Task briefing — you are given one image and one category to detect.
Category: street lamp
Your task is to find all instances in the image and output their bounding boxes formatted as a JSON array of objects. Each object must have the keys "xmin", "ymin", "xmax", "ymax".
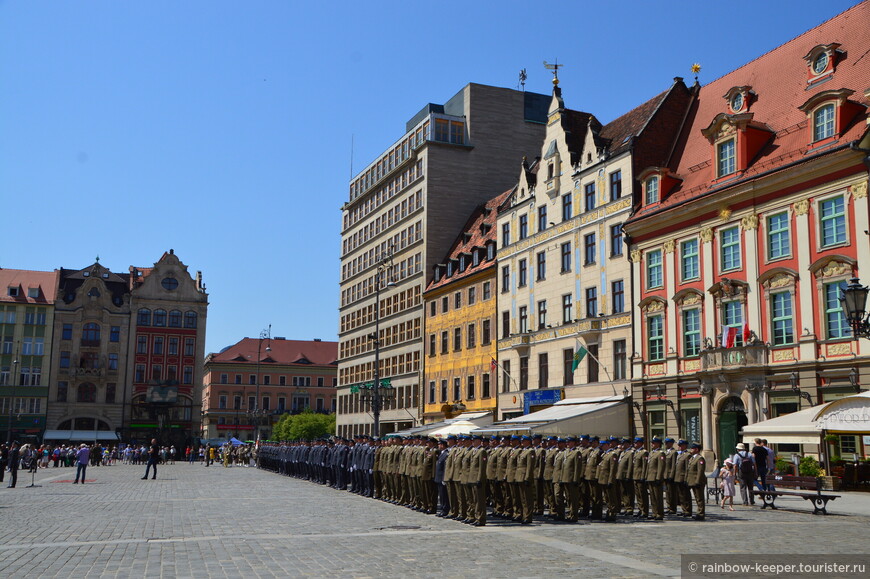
[
  {"xmin": 370, "ymin": 248, "xmax": 396, "ymax": 438},
  {"xmin": 5, "ymin": 343, "xmax": 20, "ymax": 444},
  {"xmin": 790, "ymin": 371, "xmax": 814, "ymax": 407},
  {"xmin": 840, "ymin": 277, "xmax": 870, "ymax": 338},
  {"xmin": 251, "ymin": 325, "xmax": 271, "ymax": 442}
]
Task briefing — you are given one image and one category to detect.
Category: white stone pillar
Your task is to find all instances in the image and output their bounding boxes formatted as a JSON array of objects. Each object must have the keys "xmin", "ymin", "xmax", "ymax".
[
  {"xmin": 700, "ymin": 228, "xmax": 716, "ymax": 342},
  {"xmin": 742, "ymin": 216, "xmax": 761, "ymax": 333},
  {"xmin": 794, "ymin": 200, "xmax": 816, "ymax": 361}
]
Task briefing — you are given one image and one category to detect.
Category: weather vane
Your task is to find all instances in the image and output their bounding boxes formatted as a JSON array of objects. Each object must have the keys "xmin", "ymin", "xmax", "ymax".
[
  {"xmin": 518, "ymin": 68, "xmax": 527, "ymax": 91},
  {"xmin": 543, "ymin": 60, "xmax": 563, "ymax": 85},
  {"xmin": 691, "ymin": 63, "xmax": 701, "ymax": 82}
]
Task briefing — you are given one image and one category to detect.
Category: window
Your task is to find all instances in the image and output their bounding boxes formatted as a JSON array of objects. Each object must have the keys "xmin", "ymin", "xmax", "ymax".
[
  {"xmin": 648, "ymin": 315, "xmax": 664, "ymax": 361},
  {"xmin": 57, "ymin": 381, "xmax": 68, "ymax": 402},
  {"xmin": 501, "ymin": 266, "xmax": 510, "ymax": 293},
  {"xmin": 767, "ymin": 213, "xmax": 790, "ymax": 260},
  {"xmin": 184, "ymin": 311, "xmax": 197, "ymax": 328},
  {"xmin": 723, "ymin": 301, "xmax": 744, "ymax": 347},
  {"xmin": 453, "ymin": 378, "xmax": 461, "ymax": 401},
  {"xmin": 502, "ymin": 223, "xmax": 510, "ymax": 247},
  {"xmin": 454, "ymin": 292, "xmax": 462, "ymax": 309},
  {"xmin": 820, "ymin": 196, "xmax": 846, "ymax": 247},
  {"xmin": 468, "ymin": 286, "xmax": 476, "ymax": 305},
  {"xmin": 440, "ymin": 380, "xmax": 448, "ymax": 402},
  {"xmin": 82, "ymin": 323, "xmax": 101, "ymax": 346},
  {"xmin": 584, "ymin": 233, "xmax": 596, "ymax": 265},
  {"xmin": 518, "ymin": 259, "xmax": 527, "ymax": 287},
  {"xmin": 105, "ymin": 383, "xmax": 116, "ymax": 404},
  {"xmin": 77, "ymin": 383, "xmax": 97, "ymax": 403},
  {"xmin": 153, "ymin": 310, "xmax": 166, "ymax": 327},
  {"xmin": 249, "ymin": 374, "xmax": 256, "ymax": 385},
  {"xmin": 610, "ymin": 170, "xmax": 622, "ymax": 201},
  {"xmin": 538, "ymin": 353, "xmax": 548, "ymax": 388},
  {"xmin": 441, "ymin": 331, "xmax": 448, "ymax": 354},
  {"xmin": 482, "ymin": 281, "xmax": 491, "ymax": 300},
  {"xmin": 184, "ymin": 338, "xmax": 195, "ymax": 356},
  {"xmin": 263, "ymin": 375, "xmax": 271, "ymax": 385},
  {"xmin": 442, "ymin": 296, "xmax": 449, "ymax": 313},
  {"xmin": 585, "ymin": 287, "xmax": 598, "ymax": 318},
  {"xmin": 612, "ymin": 280, "xmax": 625, "ymax": 314},
  {"xmin": 813, "ymin": 104, "xmax": 835, "ymax": 142},
  {"xmin": 429, "ymin": 301, "xmax": 436, "ymax": 317},
  {"xmin": 60, "ymin": 351, "xmax": 71, "ymax": 368},
  {"xmin": 562, "ymin": 294, "xmax": 573, "ymax": 324},
  {"xmin": 717, "ymin": 139, "xmax": 736, "ymax": 177},
  {"xmin": 649, "ymin": 408, "xmax": 666, "ymax": 440},
  {"xmin": 563, "ymin": 349, "xmax": 574, "ymax": 386},
  {"xmin": 482, "ymin": 373, "xmax": 491, "ymax": 399},
  {"xmin": 429, "ymin": 334, "xmax": 436, "ymax": 357},
  {"xmin": 538, "ymin": 205, "xmax": 548, "ymax": 231},
  {"xmin": 562, "ymin": 193, "xmax": 572, "ymax": 221},
  {"xmin": 220, "ymin": 373, "xmax": 228, "ymax": 384},
  {"xmin": 721, "ymin": 226, "xmax": 741, "ymax": 271},
  {"xmin": 467, "ymin": 323, "xmax": 476, "ymax": 349},
  {"xmin": 153, "ymin": 336, "xmax": 164, "ymax": 355},
  {"xmin": 587, "ymin": 344, "xmax": 599, "ymax": 383},
  {"xmin": 613, "ymin": 339, "xmax": 626, "ymax": 380},
  {"xmin": 235, "ymin": 374, "xmax": 242, "ymax": 385},
  {"xmin": 137, "ymin": 309, "xmax": 151, "ymax": 326},
  {"xmin": 536, "ymin": 251, "xmax": 546, "ymax": 280},
  {"xmin": 772, "ymin": 292, "xmax": 794, "ymax": 346},
  {"xmin": 135, "ymin": 365, "xmax": 145, "ymax": 382},
  {"xmin": 519, "ymin": 215, "xmax": 528, "ymax": 240},
  {"xmin": 680, "ymin": 239, "xmax": 699, "ymax": 280},
  {"xmin": 825, "ymin": 282, "xmax": 850, "ymax": 339},
  {"xmin": 561, "ymin": 242, "xmax": 571, "ymax": 272},
  {"xmin": 611, "ymin": 224, "xmax": 623, "ymax": 256},
  {"xmin": 683, "ymin": 309, "xmax": 701, "ymax": 357},
  {"xmin": 645, "ymin": 176, "xmax": 659, "ymax": 205},
  {"xmin": 481, "ymin": 320, "xmax": 491, "ymax": 345},
  {"xmin": 502, "ymin": 311, "xmax": 510, "ymax": 339},
  {"xmin": 62, "ymin": 324, "xmax": 73, "ymax": 340},
  {"xmin": 110, "ymin": 326, "xmax": 120, "ymax": 342},
  {"xmin": 584, "ymin": 183, "xmax": 596, "ymax": 212},
  {"xmin": 168, "ymin": 310, "xmax": 182, "ymax": 327},
  {"xmin": 518, "ymin": 306, "xmax": 528, "ymax": 333},
  {"xmin": 108, "ymin": 353, "xmax": 119, "ymax": 370},
  {"xmin": 537, "ymin": 300, "xmax": 547, "ymax": 329},
  {"xmin": 428, "ymin": 381, "xmax": 436, "ymax": 404},
  {"xmin": 467, "ymin": 375, "xmax": 475, "ymax": 400},
  {"xmin": 169, "ymin": 337, "xmax": 179, "ymax": 355},
  {"xmin": 519, "ymin": 356, "xmax": 528, "ymax": 391},
  {"xmin": 647, "ymin": 249, "xmax": 663, "ymax": 289}
]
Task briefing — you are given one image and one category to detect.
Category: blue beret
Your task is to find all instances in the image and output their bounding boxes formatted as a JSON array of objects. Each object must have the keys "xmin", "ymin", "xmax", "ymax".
[
  {"xmin": 579, "ymin": 434, "xmax": 590, "ymax": 440},
  {"xmin": 511, "ymin": 435, "xmax": 521, "ymax": 440},
  {"xmin": 565, "ymin": 436, "xmax": 577, "ymax": 442},
  {"xmin": 664, "ymin": 437, "xmax": 675, "ymax": 443},
  {"xmin": 521, "ymin": 435, "xmax": 531, "ymax": 441},
  {"xmin": 589, "ymin": 436, "xmax": 599, "ymax": 442},
  {"xmin": 547, "ymin": 436, "xmax": 558, "ymax": 441},
  {"xmin": 634, "ymin": 437, "xmax": 644, "ymax": 443},
  {"xmin": 690, "ymin": 443, "xmax": 702, "ymax": 449},
  {"xmin": 532, "ymin": 434, "xmax": 542, "ymax": 439},
  {"xmin": 678, "ymin": 439, "xmax": 688, "ymax": 445},
  {"xmin": 471, "ymin": 435, "xmax": 482, "ymax": 440},
  {"xmin": 609, "ymin": 436, "xmax": 619, "ymax": 442},
  {"xmin": 447, "ymin": 435, "xmax": 457, "ymax": 440},
  {"xmin": 651, "ymin": 436, "xmax": 662, "ymax": 443}
]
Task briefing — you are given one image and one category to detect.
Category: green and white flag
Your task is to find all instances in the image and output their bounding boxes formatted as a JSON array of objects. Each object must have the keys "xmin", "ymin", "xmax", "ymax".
[{"xmin": 571, "ymin": 342, "xmax": 588, "ymax": 373}]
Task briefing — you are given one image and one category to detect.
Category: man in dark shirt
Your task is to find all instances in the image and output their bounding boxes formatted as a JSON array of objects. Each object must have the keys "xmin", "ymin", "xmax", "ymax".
[
  {"xmin": 7, "ymin": 441, "xmax": 20, "ymax": 488},
  {"xmin": 752, "ymin": 438, "xmax": 769, "ymax": 490},
  {"xmin": 142, "ymin": 439, "xmax": 160, "ymax": 480}
]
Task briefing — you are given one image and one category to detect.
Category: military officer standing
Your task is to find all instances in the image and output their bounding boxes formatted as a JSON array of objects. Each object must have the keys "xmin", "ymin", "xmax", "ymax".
[
  {"xmin": 561, "ymin": 437, "xmax": 580, "ymax": 522},
  {"xmin": 632, "ymin": 437, "xmax": 649, "ymax": 518},
  {"xmin": 674, "ymin": 439, "xmax": 693, "ymax": 517},
  {"xmin": 663, "ymin": 437, "xmax": 679, "ymax": 514},
  {"xmin": 687, "ymin": 443, "xmax": 707, "ymax": 520},
  {"xmin": 616, "ymin": 437, "xmax": 634, "ymax": 515},
  {"xmin": 646, "ymin": 436, "xmax": 667, "ymax": 521},
  {"xmin": 584, "ymin": 437, "xmax": 603, "ymax": 520}
]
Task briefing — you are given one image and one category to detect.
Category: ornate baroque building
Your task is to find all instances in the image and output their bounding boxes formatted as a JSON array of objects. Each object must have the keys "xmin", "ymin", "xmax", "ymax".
[{"xmin": 623, "ymin": 3, "xmax": 870, "ymax": 461}]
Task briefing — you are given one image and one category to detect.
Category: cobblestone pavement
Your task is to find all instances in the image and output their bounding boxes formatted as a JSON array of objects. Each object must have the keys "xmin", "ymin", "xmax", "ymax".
[{"xmin": 1, "ymin": 464, "xmax": 869, "ymax": 578}]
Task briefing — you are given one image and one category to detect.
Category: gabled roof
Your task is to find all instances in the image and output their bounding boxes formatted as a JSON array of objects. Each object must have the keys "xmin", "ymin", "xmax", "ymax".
[
  {"xmin": 630, "ymin": 2, "xmax": 870, "ymax": 220},
  {"xmin": 0, "ymin": 268, "xmax": 59, "ymax": 304},
  {"xmin": 600, "ymin": 88, "xmax": 671, "ymax": 158},
  {"xmin": 210, "ymin": 337, "xmax": 339, "ymax": 367},
  {"xmin": 425, "ymin": 189, "xmax": 510, "ymax": 293}
]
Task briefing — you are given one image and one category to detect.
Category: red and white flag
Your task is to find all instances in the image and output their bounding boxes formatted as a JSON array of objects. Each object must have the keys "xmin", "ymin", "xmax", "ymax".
[
  {"xmin": 742, "ymin": 322, "xmax": 751, "ymax": 343},
  {"xmin": 721, "ymin": 326, "xmax": 738, "ymax": 348},
  {"xmin": 491, "ymin": 358, "xmax": 498, "ymax": 374}
]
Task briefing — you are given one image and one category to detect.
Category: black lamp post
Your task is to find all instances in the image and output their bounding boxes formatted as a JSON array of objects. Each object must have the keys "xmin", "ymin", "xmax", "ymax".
[
  {"xmin": 5, "ymin": 344, "xmax": 19, "ymax": 444},
  {"xmin": 250, "ymin": 326, "xmax": 271, "ymax": 442},
  {"xmin": 840, "ymin": 277, "xmax": 870, "ymax": 338},
  {"xmin": 370, "ymin": 248, "xmax": 396, "ymax": 438}
]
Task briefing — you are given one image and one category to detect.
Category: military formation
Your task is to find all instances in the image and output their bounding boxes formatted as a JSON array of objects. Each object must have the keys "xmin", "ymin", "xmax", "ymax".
[{"xmin": 258, "ymin": 433, "xmax": 710, "ymax": 525}]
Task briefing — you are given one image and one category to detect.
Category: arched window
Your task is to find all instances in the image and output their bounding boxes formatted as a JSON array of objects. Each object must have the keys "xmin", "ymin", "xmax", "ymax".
[
  {"xmin": 137, "ymin": 308, "xmax": 151, "ymax": 326},
  {"xmin": 813, "ymin": 103, "xmax": 835, "ymax": 142},
  {"xmin": 77, "ymin": 383, "xmax": 97, "ymax": 403},
  {"xmin": 82, "ymin": 323, "xmax": 101, "ymax": 346},
  {"xmin": 153, "ymin": 309, "xmax": 167, "ymax": 327},
  {"xmin": 184, "ymin": 311, "xmax": 198, "ymax": 328},
  {"xmin": 168, "ymin": 310, "xmax": 182, "ymax": 327}
]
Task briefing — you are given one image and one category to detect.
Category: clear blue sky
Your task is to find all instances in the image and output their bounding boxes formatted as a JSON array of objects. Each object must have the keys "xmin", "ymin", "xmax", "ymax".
[{"xmin": 1, "ymin": 0, "xmax": 862, "ymax": 354}]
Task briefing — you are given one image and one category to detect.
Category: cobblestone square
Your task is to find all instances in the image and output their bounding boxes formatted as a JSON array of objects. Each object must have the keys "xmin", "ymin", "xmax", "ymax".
[{"xmin": 2, "ymin": 463, "xmax": 870, "ymax": 578}]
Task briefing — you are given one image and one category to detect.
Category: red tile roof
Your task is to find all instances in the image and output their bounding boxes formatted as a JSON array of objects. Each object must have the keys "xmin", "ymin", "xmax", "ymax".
[
  {"xmin": 0, "ymin": 269, "xmax": 59, "ymax": 304},
  {"xmin": 425, "ymin": 189, "xmax": 511, "ymax": 293},
  {"xmin": 212, "ymin": 337, "xmax": 338, "ymax": 366},
  {"xmin": 630, "ymin": 2, "xmax": 870, "ymax": 221}
]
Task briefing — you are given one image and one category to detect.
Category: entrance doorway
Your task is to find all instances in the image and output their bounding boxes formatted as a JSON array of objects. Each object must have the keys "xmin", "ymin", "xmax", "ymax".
[{"xmin": 717, "ymin": 396, "xmax": 748, "ymax": 462}]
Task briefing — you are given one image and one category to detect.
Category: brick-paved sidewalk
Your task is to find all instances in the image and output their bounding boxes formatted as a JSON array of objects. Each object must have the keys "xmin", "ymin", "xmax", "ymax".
[{"xmin": 1, "ymin": 463, "xmax": 868, "ymax": 578}]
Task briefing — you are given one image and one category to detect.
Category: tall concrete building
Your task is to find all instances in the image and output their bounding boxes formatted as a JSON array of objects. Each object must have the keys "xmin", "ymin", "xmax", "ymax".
[{"xmin": 337, "ymin": 83, "xmax": 550, "ymax": 437}]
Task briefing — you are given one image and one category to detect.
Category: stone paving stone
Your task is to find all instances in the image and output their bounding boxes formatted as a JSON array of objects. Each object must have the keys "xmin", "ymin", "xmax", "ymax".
[{"xmin": 1, "ymin": 463, "xmax": 869, "ymax": 578}]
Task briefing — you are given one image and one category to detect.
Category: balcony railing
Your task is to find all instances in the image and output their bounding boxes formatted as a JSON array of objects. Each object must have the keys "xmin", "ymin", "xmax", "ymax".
[{"xmin": 701, "ymin": 344, "xmax": 768, "ymax": 371}]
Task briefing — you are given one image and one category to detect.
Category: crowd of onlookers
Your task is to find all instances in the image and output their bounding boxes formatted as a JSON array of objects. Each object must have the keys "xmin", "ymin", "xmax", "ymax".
[{"xmin": 716, "ymin": 437, "xmax": 778, "ymax": 509}]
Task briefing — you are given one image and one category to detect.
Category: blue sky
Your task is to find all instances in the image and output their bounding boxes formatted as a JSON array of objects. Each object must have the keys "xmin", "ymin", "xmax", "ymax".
[{"xmin": 1, "ymin": 0, "xmax": 862, "ymax": 354}]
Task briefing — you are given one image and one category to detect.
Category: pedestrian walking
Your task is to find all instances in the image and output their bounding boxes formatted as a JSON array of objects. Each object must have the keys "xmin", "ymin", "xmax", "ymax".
[
  {"xmin": 74, "ymin": 444, "xmax": 90, "ymax": 484},
  {"xmin": 141, "ymin": 439, "xmax": 160, "ymax": 480}
]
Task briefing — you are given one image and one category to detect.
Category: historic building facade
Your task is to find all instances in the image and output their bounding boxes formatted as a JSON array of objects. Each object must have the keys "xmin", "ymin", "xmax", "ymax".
[
  {"xmin": 623, "ymin": 3, "xmax": 870, "ymax": 461},
  {"xmin": 495, "ymin": 80, "xmax": 694, "ymax": 419},
  {"xmin": 421, "ymin": 191, "xmax": 505, "ymax": 423},
  {"xmin": 337, "ymin": 83, "xmax": 550, "ymax": 437},
  {"xmin": 201, "ymin": 337, "xmax": 337, "ymax": 441},
  {"xmin": 0, "ymin": 268, "xmax": 58, "ymax": 442}
]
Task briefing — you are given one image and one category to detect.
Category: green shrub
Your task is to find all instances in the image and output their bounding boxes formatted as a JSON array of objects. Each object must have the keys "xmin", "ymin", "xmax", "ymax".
[
  {"xmin": 799, "ymin": 455, "xmax": 822, "ymax": 477},
  {"xmin": 775, "ymin": 457, "xmax": 792, "ymax": 474}
]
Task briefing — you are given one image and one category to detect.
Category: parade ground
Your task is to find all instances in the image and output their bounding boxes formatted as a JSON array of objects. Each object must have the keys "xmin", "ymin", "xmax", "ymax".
[{"xmin": 2, "ymin": 463, "xmax": 870, "ymax": 578}]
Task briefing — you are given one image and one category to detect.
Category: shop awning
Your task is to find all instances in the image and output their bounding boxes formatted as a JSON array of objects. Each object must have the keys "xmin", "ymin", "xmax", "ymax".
[
  {"xmin": 428, "ymin": 420, "xmax": 480, "ymax": 438},
  {"xmin": 391, "ymin": 412, "xmax": 493, "ymax": 438},
  {"xmin": 812, "ymin": 391, "xmax": 870, "ymax": 433},
  {"xmin": 476, "ymin": 396, "xmax": 630, "ymax": 437},
  {"xmin": 43, "ymin": 430, "xmax": 120, "ymax": 442},
  {"xmin": 741, "ymin": 406, "xmax": 822, "ymax": 445}
]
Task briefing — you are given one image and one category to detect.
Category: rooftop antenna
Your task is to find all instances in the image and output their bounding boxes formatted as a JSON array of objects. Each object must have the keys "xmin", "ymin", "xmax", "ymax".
[
  {"xmin": 518, "ymin": 68, "xmax": 527, "ymax": 92},
  {"xmin": 543, "ymin": 59, "xmax": 563, "ymax": 86}
]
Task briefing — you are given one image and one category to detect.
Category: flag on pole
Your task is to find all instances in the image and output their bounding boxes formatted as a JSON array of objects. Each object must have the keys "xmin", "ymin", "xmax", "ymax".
[
  {"xmin": 571, "ymin": 342, "xmax": 588, "ymax": 372},
  {"xmin": 491, "ymin": 358, "xmax": 498, "ymax": 374},
  {"xmin": 743, "ymin": 322, "xmax": 751, "ymax": 343},
  {"xmin": 721, "ymin": 326, "xmax": 738, "ymax": 348}
]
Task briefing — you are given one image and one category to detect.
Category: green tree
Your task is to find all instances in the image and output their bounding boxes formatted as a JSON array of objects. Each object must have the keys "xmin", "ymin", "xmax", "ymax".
[
  {"xmin": 286, "ymin": 410, "xmax": 336, "ymax": 440},
  {"xmin": 272, "ymin": 413, "xmax": 292, "ymax": 441}
]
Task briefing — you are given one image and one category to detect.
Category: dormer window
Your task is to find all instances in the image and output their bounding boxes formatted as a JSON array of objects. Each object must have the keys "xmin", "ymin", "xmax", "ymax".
[
  {"xmin": 798, "ymin": 89, "xmax": 861, "ymax": 146},
  {"xmin": 804, "ymin": 43, "xmax": 841, "ymax": 84},
  {"xmin": 717, "ymin": 138, "xmax": 736, "ymax": 177},
  {"xmin": 459, "ymin": 255, "xmax": 467, "ymax": 272},
  {"xmin": 812, "ymin": 52, "xmax": 828, "ymax": 75},
  {"xmin": 731, "ymin": 93, "xmax": 743, "ymax": 113},
  {"xmin": 724, "ymin": 86, "xmax": 753, "ymax": 114},
  {"xmin": 487, "ymin": 242, "xmax": 495, "ymax": 260},
  {"xmin": 472, "ymin": 250, "xmax": 480, "ymax": 267},
  {"xmin": 645, "ymin": 176, "xmax": 659, "ymax": 205}
]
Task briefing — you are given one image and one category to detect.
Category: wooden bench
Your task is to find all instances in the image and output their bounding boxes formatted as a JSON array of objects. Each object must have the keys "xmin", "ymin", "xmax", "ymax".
[{"xmin": 752, "ymin": 475, "xmax": 840, "ymax": 515}]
